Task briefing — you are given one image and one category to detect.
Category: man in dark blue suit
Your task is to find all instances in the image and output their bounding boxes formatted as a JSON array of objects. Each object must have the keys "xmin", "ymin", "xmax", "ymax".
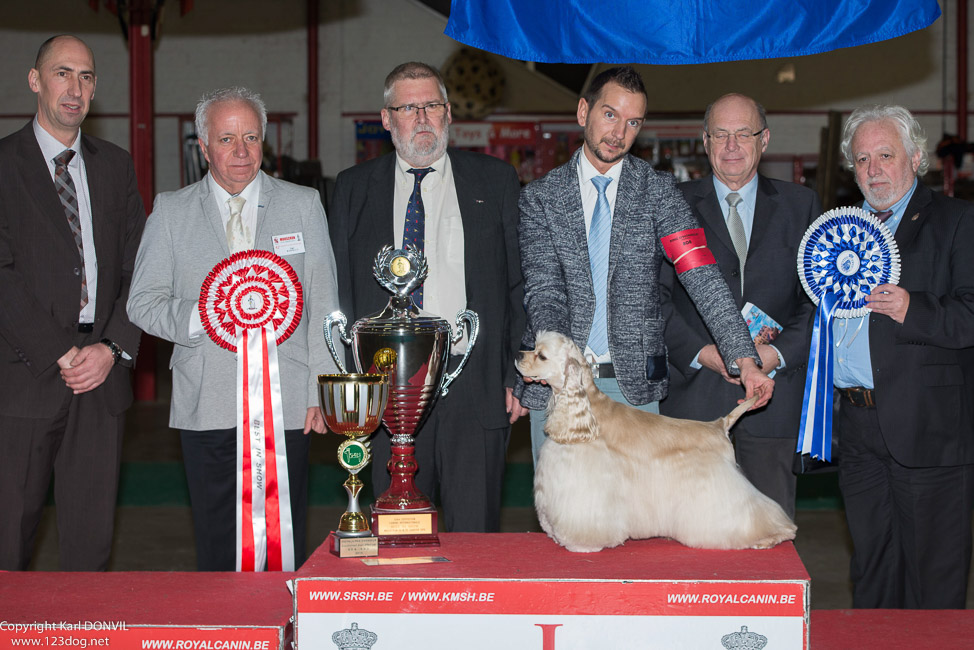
[
  {"xmin": 660, "ymin": 93, "xmax": 820, "ymax": 518},
  {"xmin": 328, "ymin": 62, "xmax": 526, "ymax": 533}
]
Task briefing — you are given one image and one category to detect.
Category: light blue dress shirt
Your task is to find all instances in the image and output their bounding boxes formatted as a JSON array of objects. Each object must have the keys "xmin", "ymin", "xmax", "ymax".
[{"xmin": 832, "ymin": 178, "xmax": 918, "ymax": 389}]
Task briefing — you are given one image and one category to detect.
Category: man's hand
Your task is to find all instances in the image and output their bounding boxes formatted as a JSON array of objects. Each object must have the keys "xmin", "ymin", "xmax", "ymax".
[
  {"xmin": 60, "ymin": 343, "xmax": 114, "ymax": 394},
  {"xmin": 505, "ymin": 386, "xmax": 529, "ymax": 423},
  {"xmin": 57, "ymin": 346, "xmax": 81, "ymax": 370},
  {"xmin": 866, "ymin": 283, "xmax": 910, "ymax": 323},
  {"xmin": 698, "ymin": 344, "xmax": 740, "ymax": 384},
  {"xmin": 755, "ymin": 344, "xmax": 780, "ymax": 376},
  {"xmin": 304, "ymin": 406, "xmax": 325, "ymax": 434},
  {"xmin": 736, "ymin": 357, "xmax": 774, "ymax": 409}
]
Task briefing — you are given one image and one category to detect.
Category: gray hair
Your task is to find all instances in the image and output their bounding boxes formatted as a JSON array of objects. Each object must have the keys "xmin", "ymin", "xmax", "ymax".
[
  {"xmin": 195, "ymin": 86, "xmax": 267, "ymax": 144},
  {"xmin": 702, "ymin": 93, "xmax": 768, "ymax": 133},
  {"xmin": 840, "ymin": 104, "xmax": 929, "ymax": 176},
  {"xmin": 382, "ymin": 62, "xmax": 448, "ymax": 107}
]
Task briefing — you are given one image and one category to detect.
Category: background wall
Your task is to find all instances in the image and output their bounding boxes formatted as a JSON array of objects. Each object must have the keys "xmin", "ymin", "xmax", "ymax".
[{"xmin": 0, "ymin": 0, "xmax": 968, "ymax": 192}]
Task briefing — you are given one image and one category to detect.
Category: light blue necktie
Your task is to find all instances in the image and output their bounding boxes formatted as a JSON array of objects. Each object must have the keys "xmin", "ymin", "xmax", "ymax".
[{"xmin": 587, "ymin": 176, "xmax": 612, "ymax": 356}]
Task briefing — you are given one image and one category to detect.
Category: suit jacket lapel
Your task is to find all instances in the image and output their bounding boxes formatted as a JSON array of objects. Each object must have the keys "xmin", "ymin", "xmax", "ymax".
[
  {"xmin": 370, "ymin": 154, "xmax": 397, "ymax": 250},
  {"xmin": 254, "ymin": 171, "xmax": 272, "ymax": 247},
  {"xmin": 608, "ymin": 156, "xmax": 636, "ymax": 283},
  {"xmin": 199, "ymin": 174, "xmax": 231, "ymax": 257},
  {"xmin": 693, "ymin": 177, "xmax": 735, "ymax": 255},
  {"xmin": 748, "ymin": 175, "xmax": 778, "ymax": 257},
  {"xmin": 16, "ymin": 125, "xmax": 78, "ymax": 253},
  {"xmin": 892, "ymin": 182, "xmax": 930, "ymax": 253}
]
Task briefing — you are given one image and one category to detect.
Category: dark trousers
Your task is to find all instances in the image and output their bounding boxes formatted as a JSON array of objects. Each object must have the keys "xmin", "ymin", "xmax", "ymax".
[
  {"xmin": 180, "ymin": 426, "xmax": 310, "ymax": 571},
  {"xmin": 370, "ymin": 368, "xmax": 510, "ymax": 533},
  {"xmin": 838, "ymin": 400, "xmax": 974, "ymax": 608},
  {"xmin": 733, "ymin": 430, "xmax": 798, "ymax": 519},
  {"xmin": 0, "ymin": 391, "xmax": 124, "ymax": 571}
]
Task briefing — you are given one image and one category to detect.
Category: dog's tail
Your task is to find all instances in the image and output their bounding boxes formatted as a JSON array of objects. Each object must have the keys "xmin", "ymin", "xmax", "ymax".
[{"xmin": 718, "ymin": 396, "xmax": 759, "ymax": 434}]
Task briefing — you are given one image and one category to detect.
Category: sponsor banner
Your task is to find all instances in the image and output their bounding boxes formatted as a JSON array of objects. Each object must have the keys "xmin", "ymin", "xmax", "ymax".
[
  {"xmin": 450, "ymin": 122, "xmax": 538, "ymax": 148},
  {"xmin": 450, "ymin": 123, "xmax": 491, "ymax": 147},
  {"xmin": 297, "ymin": 613, "xmax": 806, "ymax": 650},
  {"xmin": 295, "ymin": 579, "xmax": 806, "ymax": 617},
  {"xmin": 489, "ymin": 122, "xmax": 536, "ymax": 145},
  {"xmin": 0, "ymin": 625, "xmax": 284, "ymax": 650}
]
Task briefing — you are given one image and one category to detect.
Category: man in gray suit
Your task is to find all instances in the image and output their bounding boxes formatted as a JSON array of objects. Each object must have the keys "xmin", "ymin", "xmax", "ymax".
[
  {"xmin": 128, "ymin": 87, "xmax": 340, "ymax": 570},
  {"xmin": 517, "ymin": 67, "xmax": 772, "ymax": 461},
  {"xmin": 660, "ymin": 94, "xmax": 820, "ymax": 518}
]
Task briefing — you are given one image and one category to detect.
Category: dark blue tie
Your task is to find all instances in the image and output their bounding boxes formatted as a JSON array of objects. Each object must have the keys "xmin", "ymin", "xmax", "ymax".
[{"xmin": 404, "ymin": 167, "xmax": 434, "ymax": 307}]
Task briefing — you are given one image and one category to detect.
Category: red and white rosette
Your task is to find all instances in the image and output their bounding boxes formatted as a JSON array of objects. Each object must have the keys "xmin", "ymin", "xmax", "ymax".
[{"xmin": 200, "ymin": 250, "xmax": 303, "ymax": 572}]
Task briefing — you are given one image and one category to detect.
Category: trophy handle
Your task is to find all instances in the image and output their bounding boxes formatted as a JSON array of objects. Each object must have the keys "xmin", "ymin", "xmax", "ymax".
[
  {"xmin": 439, "ymin": 309, "xmax": 480, "ymax": 397},
  {"xmin": 323, "ymin": 311, "xmax": 352, "ymax": 374}
]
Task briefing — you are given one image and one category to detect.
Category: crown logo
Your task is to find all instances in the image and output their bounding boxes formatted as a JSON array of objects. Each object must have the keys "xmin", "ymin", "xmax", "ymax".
[
  {"xmin": 721, "ymin": 625, "xmax": 768, "ymax": 649},
  {"xmin": 332, "ymin": 622, "xmax": 378, "ymax": 650}
]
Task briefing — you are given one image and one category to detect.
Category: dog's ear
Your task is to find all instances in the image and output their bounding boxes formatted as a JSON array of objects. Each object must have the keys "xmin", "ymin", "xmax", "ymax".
[{"xmin": 546, "ymin": 357, "xmax": 600, "ymax": 444}]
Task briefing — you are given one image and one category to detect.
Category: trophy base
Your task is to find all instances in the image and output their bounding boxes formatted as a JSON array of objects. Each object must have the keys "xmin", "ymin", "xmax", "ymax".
[
  {"xmin": 371, "ymin": 505, "xmax": 440, "ymax": 547},
  {"xmin": 330, "ymin": 532, "xmax": 379, "ymax": 558}
]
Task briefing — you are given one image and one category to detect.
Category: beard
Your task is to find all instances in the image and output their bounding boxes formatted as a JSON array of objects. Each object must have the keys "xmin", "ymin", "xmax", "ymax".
[
  {"xmin": 391, "ymin": 122, "xmax": 449, "ymax": 167},
  {"xmin": 584, "ymin": 132, "xmax": 627, "ymax": 167}
]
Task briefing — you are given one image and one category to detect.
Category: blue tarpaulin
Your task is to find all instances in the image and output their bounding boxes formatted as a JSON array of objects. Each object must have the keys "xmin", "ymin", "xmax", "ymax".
[{"xmin": 444, "ymin": 0, "xmax": 942, "ymax": 64}]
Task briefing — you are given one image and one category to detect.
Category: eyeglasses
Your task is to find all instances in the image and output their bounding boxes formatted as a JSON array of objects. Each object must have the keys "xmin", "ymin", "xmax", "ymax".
[
  {"xmin": 386, "ymin": 102, "xmax": 448, "ymax": 117},
  {"xmin": 706, "ymin": 129, "xmax": 766, "ymax": 144}
]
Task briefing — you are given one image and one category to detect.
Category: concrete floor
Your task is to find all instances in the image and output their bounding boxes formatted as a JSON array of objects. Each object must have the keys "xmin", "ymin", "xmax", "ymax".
[{"xmin": 23, "ymin": 392, "xmax": 974, "ymax": 611}]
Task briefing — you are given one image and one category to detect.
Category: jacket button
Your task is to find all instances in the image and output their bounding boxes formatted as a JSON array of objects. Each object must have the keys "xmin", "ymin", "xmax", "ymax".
[{"xmin": 73, "ymin": 267, "xmax": 81, "ymax": 276}]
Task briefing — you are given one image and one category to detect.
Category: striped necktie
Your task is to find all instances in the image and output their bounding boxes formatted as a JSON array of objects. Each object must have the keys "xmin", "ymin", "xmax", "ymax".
[
  {"xmin": 54, "ymin": 149, "xmax": 88, "ymax": 310},
  {"xmin": 587, "ymin": 175, "xmax": 612, "ymax": 357}
]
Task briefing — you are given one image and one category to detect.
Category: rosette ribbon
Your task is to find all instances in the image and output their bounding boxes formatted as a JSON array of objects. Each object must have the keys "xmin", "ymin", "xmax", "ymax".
[
  {"xmin": 199, "ymin": 251, "xmax": 303, "ymax": 571},
  {"xmin": 795, "ymin": 207, "xmax": 900, "ymax": 463}
]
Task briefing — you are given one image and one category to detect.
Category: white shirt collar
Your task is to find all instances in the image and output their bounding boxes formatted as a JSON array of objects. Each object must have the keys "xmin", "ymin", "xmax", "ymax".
[
  {"xmin": 577, "ymin": 149, "xmax": 624, "ymax": 185},
  {"xmin": 33, "ymin": 117, "xmax": 81, "ymax": 165},
  {"xmin": 207, "ymin": 171, "xmax": 261, "ymax": 209}
]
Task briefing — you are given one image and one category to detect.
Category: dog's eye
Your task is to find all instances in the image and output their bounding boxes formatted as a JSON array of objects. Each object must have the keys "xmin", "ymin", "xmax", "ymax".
[{"xmin": 538, "ymin": 353, "xmax": 547, "ymax": 361}]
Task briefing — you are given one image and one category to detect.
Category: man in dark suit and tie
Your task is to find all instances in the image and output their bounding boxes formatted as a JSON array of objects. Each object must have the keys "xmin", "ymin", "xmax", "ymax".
[
  {"xmin": 329, "ymin": 62, "xmax": 526, "ymax": 533},
  {"xmin": 0, "ymin": 35, "xmax": 145, "ymax": 570},
  {"xmin": 517, "ymin": 68, "xmax": 773, "ymax": 464},
  {"xmin": 830, "ymin": 105, "xmax": 974, "ymax": 609},
  {"xmin": 660, "ymin": 93, "xmax": 821, "ymax": 518}
]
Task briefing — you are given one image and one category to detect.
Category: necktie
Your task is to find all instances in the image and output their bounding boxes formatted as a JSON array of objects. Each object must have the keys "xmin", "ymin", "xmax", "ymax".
[
  {"xmin": 54, "ymin": 149, "xmax": 87, "ymax": 310},
  {"xmin": 226, "ymin": 195, "xmax": 248, "ymax": 253},
  {"xmin": 872, "ymin": 209, "xmax": 893, "ymax": 223},
  {"xmin": 587, "ymin": 176, "xmax": 612, "ymax": 357},
  {"xmin": 725, "ymin": 192, "xmax": 747, "ymax": 293},
  {"xmin": 403, "ymin": 167, "xmax": 434, "ymax": 308}
]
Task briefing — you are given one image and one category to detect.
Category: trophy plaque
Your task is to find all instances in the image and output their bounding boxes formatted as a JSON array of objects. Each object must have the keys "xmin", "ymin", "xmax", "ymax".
[
  {"xmin": 318, "ymin": 373, "xmax": 389, "ymax": 557},
  {"xmin": 323, "ymin": 245, "xmax": 479, "ymax": 546}
]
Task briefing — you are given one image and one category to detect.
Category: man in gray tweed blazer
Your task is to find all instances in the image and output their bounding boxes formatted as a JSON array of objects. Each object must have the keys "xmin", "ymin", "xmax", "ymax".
[
  {"xmin": 516, "ymin": 67, "xmax": 772, "ymax": 462},
  {"xmin": 128, "ymin": 87, "xmax": 340, "ymax": 570}
]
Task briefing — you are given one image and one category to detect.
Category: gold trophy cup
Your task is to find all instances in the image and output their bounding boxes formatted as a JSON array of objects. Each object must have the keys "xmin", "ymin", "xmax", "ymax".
[{"xmin": 318, "ymin": 373, "xmax": 390, "ymax": 557}]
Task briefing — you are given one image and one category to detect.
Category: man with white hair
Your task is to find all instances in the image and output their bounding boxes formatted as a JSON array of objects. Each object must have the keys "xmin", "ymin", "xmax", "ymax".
[
  {"xmin": 329, "ymin": 62, "xmax": 525, "ymax": 533},
  {"xmin": 834, "ymin": 104, "xmax": 974, "ymax": 608},
  {"xmin": 128, "ymin": 86, "xmax": 340, "ymax": 570}
]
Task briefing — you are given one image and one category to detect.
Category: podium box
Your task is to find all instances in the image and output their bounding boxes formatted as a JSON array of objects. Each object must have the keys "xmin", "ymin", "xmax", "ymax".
[
  {"xmin": 294, "ymin": 532, "xmax": 809, "ymax": 649},
  {"xmin": 0, "ymin": 572, "xmax": 293, "ymax": 649}
]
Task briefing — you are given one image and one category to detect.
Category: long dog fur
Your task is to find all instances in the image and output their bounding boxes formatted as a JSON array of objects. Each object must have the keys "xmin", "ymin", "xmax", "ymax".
[{"xmin": 516, "ymin": 331, "xmax": 797, "ymax": 553}]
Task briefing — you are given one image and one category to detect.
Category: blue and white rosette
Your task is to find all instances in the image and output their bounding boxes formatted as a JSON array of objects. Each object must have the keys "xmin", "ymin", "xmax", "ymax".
[{"xmin": 796, "ymin": 207, "xmax": 900, "ymax": 461}]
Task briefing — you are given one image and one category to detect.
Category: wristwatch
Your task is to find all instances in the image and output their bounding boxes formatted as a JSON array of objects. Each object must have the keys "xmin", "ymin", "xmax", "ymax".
[{"xmin": 101, "ymin": 338, "xmax": 122, "ymax": 365}]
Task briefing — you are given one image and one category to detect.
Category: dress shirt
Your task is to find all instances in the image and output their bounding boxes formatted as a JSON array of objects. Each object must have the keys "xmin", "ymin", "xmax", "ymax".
[
  {"xmin": 33, "ymin": 118, "xmax": 97, "ymax": 325},
  {"xmin": 392, "ymin": 152, "xmax": 469, "ymax": 352},
  {"xmin": 188, "ymin": 174, "xmax": 261, "ymax": 338},
  {"xmin": 833, "ymin": 178, "xmax": 918, "ymax": 389},
  {"xmin": 576, "ymin": 152, "xmax": 624, "ymax": 363},
  {"xmin": 689, "ymin": 175, "xmax": 783, "ymax": 374}
]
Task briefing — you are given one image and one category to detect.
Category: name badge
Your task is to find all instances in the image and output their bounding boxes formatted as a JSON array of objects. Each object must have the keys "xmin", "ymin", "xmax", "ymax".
[{"xmin": 272, "ymin": 232, "xmax": 305, "ymax": 255}]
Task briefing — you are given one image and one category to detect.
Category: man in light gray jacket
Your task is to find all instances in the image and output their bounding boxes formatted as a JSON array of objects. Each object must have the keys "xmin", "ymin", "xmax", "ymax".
[
  {"xmin": 128, "ymin": 87, "xmax": 339, "ymax": 571},
  {"xmin": 517, "ymin": 67, "xmax": 772, "ymax": 462}
]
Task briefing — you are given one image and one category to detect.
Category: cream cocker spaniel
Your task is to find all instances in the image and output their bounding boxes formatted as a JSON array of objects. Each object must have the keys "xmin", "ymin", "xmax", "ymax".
[{"xmin": 516, "ymin": 331, "xmax": 797, "ymax": 553}]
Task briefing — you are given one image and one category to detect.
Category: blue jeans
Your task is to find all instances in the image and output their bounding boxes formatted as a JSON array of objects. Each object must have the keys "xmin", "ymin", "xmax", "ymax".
[{"xmin": 529, "ymin": 377, "xmax": 659, "ymax": 467}]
